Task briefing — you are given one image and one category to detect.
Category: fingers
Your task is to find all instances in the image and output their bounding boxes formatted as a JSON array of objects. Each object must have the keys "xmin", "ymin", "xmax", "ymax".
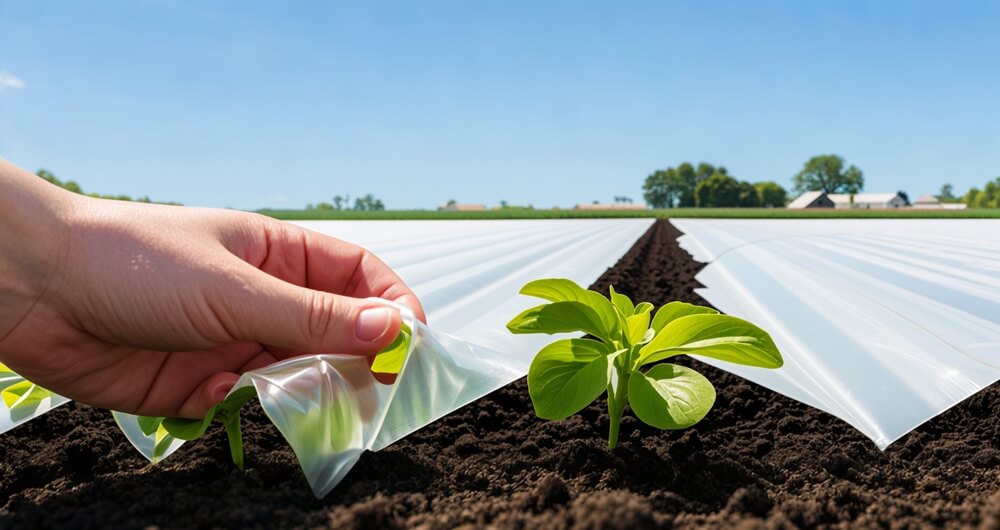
[
  {"xmin": 215, "ymin": 263, "xmax": 402, "ymax": 356},
  {"xmin": 231, "ymin": 218, "xmax": 427, "ymax": 324},
  {"xmin": 175, "ymin": 371, "xmax": 240, "ymax": 418}
]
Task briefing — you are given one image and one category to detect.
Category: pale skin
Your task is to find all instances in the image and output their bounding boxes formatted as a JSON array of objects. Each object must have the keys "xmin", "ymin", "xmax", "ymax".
[{"xmin": 0, "ymin": 159, "xmax": 426, "ymax": 419}]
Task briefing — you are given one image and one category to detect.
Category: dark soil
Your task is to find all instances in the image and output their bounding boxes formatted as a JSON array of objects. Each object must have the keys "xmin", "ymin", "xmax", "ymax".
[{"xmin": 3, "ymin": 219, "xmax": 999, "ymax": 529}]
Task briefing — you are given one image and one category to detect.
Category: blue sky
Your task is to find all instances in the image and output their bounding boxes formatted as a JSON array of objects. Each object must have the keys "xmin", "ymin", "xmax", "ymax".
[{"xmin": 1, "ymin": 1, "xmax": 998, "ymax": 209}]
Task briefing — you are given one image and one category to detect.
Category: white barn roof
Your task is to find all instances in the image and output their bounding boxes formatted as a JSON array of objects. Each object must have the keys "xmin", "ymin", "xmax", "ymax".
[
  {"xmin": 828, "ymin": 193, "xmax": 901, "ymax": 205},
  {"xmin": 787, "ymin": 191, "xmax": 827, "ymax": 209}
]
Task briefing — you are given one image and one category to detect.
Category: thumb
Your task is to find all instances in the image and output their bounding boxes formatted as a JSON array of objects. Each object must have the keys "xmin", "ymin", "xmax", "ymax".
[{"xmin": 219, "ymin": 266, "xmax": 402, "ymax": 355}]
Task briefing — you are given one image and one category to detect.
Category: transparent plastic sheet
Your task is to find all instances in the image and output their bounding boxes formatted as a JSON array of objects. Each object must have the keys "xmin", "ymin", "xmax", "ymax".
[
  {"xmin": 0, "ymin": 364, "xmax": 71, "ymax": 435},
  {"xmin": 111, "ymin": 219, "xmax": 655, "ymax": 496},
  {"xmin": 112, "ymin": 302, "xmax": 540, "ymax": 497},
  {"xmin": 671, "ymin": 219, "xmax": 1000, "ymax": 449}
]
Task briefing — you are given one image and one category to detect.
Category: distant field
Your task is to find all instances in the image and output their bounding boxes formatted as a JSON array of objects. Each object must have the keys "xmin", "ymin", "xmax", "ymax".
[{"xmin": 259, "ymin": 208, "xmax": 1000, "ymax": 220}]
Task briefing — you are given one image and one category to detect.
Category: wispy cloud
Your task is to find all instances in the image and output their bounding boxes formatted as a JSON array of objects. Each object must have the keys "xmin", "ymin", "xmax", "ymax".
[{"xmin": 0, "ymin": 71, "xmax": 26, "ymax": 90}]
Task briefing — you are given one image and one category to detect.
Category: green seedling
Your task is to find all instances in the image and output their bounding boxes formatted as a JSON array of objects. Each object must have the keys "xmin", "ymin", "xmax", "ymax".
[
  {"xmin": 0, "ymin": 362, "xmax": 55, "ymax": 420},
  {"xmin": 507, "ymin": 278, "xmax": 783, "ymax": 448},
  {"xmin": 139, "ymin": 323, "xmax": 412, "ymax": 469}
]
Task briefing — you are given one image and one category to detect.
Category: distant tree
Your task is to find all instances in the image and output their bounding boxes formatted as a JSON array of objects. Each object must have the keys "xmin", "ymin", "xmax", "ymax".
[
  {"xmin": 34, "ymin": 168, "xmax": 178, "ymax": 204},
  {"xmin": 62, "ymin": 181, "xmax": 83, "ymax": 194},
  {"xmin": 446, "ymin": 199, "xmax": 457, "ymax": 207},
  {"xmin": 643, "ymin": 162, "xmax": 725, "ymax": 208},
  {"xmin": 937, "ymin": 183, "xmax": 957, "ymax": 203},
  {"xmin": 737, "ymin": 181, "xmax": 760, "ymax": 207},
  {"xmin": 988, "ymin": 178, "xmax": 1000, "ymax": 208},
  {"xmin": 500, "ymin": 200, "xmax": 508, "ymax": 208},
  {"xmin": 754, "ymin": 181, "xmax": 788, "ymax": 207},
  {"xmin": 314, "ymin": 202, "xmax": 334, "ymax": 210},
  {"xmin": 643, "ymin": 169, "xmax": 681, "ymax": 208},
  {"xmin": 964, "ymin": 177, "xmax": 1000, "ymax": 208},
  {"xmin": 36, "ymin": 169, "xmax": 63, "ymax": 188},
  {"xmin": 792, "ymin": 155, "xmax": 864, "ymax": 194},
  {"xmin": 351, "ymin": 193, "xmax": 385, "ymax": 211},
  {"xmin": 897, "ymin": 190, "xmax": 911, "ymax": 206},
  {"xmin": 332, "ymin": 195, "xmax": 346, "ymax": 210},
  {"xmin": 963, "ymin": 187, "xmax": 981, "ymax": 207},
  {"xmin": 695, "ymin": 174, "xmax": 742, "ymax": 207}
]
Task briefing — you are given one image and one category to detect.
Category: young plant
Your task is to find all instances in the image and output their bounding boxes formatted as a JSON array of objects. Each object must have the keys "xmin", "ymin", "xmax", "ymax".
[
  {"xmin": 0, "ymin": 362, "xmax": 55, "ymax": 421},
  {"xmin": 138, "ymin": 323, "xmax": 412, "ymax": 469},
  {"xmin": 507, "ymin": 278, "xmax": 783, "ymax": 448}
]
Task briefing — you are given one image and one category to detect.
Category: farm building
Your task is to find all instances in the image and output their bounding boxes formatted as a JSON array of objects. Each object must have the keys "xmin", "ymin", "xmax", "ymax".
[
  {"xmin": 912, "ymin": 194, "xmax": 969, "ymax": 210},
  {"xmin": 574, "ymin": 203, "xmax": 648, "ymax": 210},
  {"xmin": 788, "ymin": 191, "xmax": 907, "ymax": 209},
  {"xmin": 438, "ymin": 203, "xmax": 487, "ymax": 211},
  {"xmin": 787, "ymin": 191, "xmax": 835, "ymax": 209},
  {"xmin": 828, "ymin": 193, "xmax": 907, "ymax": 209}
]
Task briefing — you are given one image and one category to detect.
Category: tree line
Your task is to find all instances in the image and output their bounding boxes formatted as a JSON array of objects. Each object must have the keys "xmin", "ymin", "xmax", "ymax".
[
  {"xmin": 642, "ymin": 162, "xmax": 788, "ymax": 208},
  {"xmin": 35, "ymin": 169, "xmax": 181, "ymax": 205},
  {"xmin": 306, "ymin": 194, "xmax": 385, "ymax": 211},
  {"xmin": 941, "ymin": 178, "xmax": 1000, "ymax": 208}
]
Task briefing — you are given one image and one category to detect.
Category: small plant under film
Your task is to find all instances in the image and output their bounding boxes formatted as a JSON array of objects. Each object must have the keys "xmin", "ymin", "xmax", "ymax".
[
  {"xmin": 137, "ymin": 322, "xmax": 412, "ymax": 467},
  {"xmin": 507, "ymin": 278, "xmax": 783, "ymax": 448}
]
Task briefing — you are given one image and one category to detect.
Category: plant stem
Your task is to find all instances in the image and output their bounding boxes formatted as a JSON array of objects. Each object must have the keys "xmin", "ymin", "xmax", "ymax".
[
  {"xmin": 223, "ymin": 413, "xmax": 245, "ymax": 471},
  {"xmin": 607, "ymin": 363, "xmax": 630, "ymax": 450},
  {"xmin": 607, "ymin": 384, "xmax": 619, "ymax": 449}
]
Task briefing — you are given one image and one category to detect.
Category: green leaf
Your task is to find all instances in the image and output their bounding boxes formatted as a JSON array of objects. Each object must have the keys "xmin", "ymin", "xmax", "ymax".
[
  {"xmin": 162, "ymin": 386, "xmax": 256, "ymax": 440},
  {"xmin": 0, "ymin": 364, "xmax": 24, "ymax": 395},
  {"xmin": 527, "ymin": 338, "xmax": 618, "ymax": 420},
  {"xmin": 137, "ymin": 415, "xmax": 164, "ymax": 437},
  {"xmin": 650, "ymin": 302, "xmax": 719, "ymax": 333},
  {"xmin": 370, "ymin": 323, "xmax": 412, "ymax": 375},
  {"xmin": 626, "ymin": 311, "xmax": 651, "ymax": 346},
  {"xmin": 518, "ymin": 278, "xmax": 620, "ymax": 337},
  {"xmin": 161, "ymin": 414, "xmax": 214, "ymax": 441},
  {"xmin": 628, "ymin": 364, "xmax": 715, "ymax": 430},
  {"xmin": 634, "ymin": 302, "xmax": 654, "ymax": 315},
  {"xmin": 507, "ymin": 301, "xmax": 615, "ymax": 342},
  {"xmin": 2, "ymin": 381, "xmax": 52, "ymax": 410},
  {"xmin": 609, "ymin": 285, "xmax": 635, "ymax": 317},
  {"xmin": 152, "ymin": 423, "xmax": 173, "ymax": 460},
  {"xmin": 0, "ymin": 362, "xmax": 15, "ymax": 377},
  {"xmin": 638, "ymin": 314, "xmax": 784, "ymax": 369}
]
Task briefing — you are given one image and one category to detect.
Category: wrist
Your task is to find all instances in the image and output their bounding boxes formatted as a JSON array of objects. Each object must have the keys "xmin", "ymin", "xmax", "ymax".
[{"xmin": 0, "ymin": 160, "xmax": 79, "ymax": 345}]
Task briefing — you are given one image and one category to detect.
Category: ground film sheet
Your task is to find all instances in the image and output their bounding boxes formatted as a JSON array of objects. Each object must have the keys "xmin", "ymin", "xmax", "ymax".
[{"xmin": 671, "ymin": 219, "xmax": 1000, "ymax": 449}]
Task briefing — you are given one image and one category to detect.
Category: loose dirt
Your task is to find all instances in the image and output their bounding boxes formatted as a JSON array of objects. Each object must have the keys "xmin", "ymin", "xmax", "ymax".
[{"xmin": 2, "ymin": 220, "xmax": 998, "ymax": 529}]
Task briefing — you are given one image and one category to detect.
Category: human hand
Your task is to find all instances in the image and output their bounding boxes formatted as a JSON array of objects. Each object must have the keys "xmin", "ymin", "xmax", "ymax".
[{"xmin": 0, "ymin": 163, "xmax": 425, "ymax": 419}]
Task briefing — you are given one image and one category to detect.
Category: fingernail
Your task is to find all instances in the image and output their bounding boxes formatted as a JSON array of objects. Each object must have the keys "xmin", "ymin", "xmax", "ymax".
[
  {"xmin": 211, "ymin": 382, "xmax": 234, "ymax": 403},
  {"xmin": 356, "ymin": 307, "xmax": 393, "ymax": 342}
]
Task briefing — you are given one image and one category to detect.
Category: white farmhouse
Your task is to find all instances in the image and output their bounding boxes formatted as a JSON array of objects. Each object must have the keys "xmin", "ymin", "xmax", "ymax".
[
  {"xmin": 828, "ymin": 193, "xmax": 907, "ymax": 209},
  {"xmin": 787, "ymin": 191, "xmax": 909, "ymax": 209}
]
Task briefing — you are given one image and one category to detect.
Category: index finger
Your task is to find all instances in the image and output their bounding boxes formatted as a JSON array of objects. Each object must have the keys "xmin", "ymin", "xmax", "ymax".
[{"xmin": 249, "ymin": 220, "xmax": 427, "ymax": 324}]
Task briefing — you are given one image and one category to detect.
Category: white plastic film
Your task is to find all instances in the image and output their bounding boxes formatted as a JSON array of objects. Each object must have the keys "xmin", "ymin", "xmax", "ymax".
[
  {"xmin": 0, "ymin": 364, "xmax": 70, "ymax": 435},
  {"xmin": 671, "ymin": 219, "xmax": 1000, "ymax": 449},
  {"xmin": 114, "ymin": 219, "xmax": 654, "ymax": 496}
]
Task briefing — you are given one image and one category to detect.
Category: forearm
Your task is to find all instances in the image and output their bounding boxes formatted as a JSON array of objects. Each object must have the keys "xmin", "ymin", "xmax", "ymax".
[{"xmin": 0, "ymin": 160, "xmax": 77, "ymax": 345}]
